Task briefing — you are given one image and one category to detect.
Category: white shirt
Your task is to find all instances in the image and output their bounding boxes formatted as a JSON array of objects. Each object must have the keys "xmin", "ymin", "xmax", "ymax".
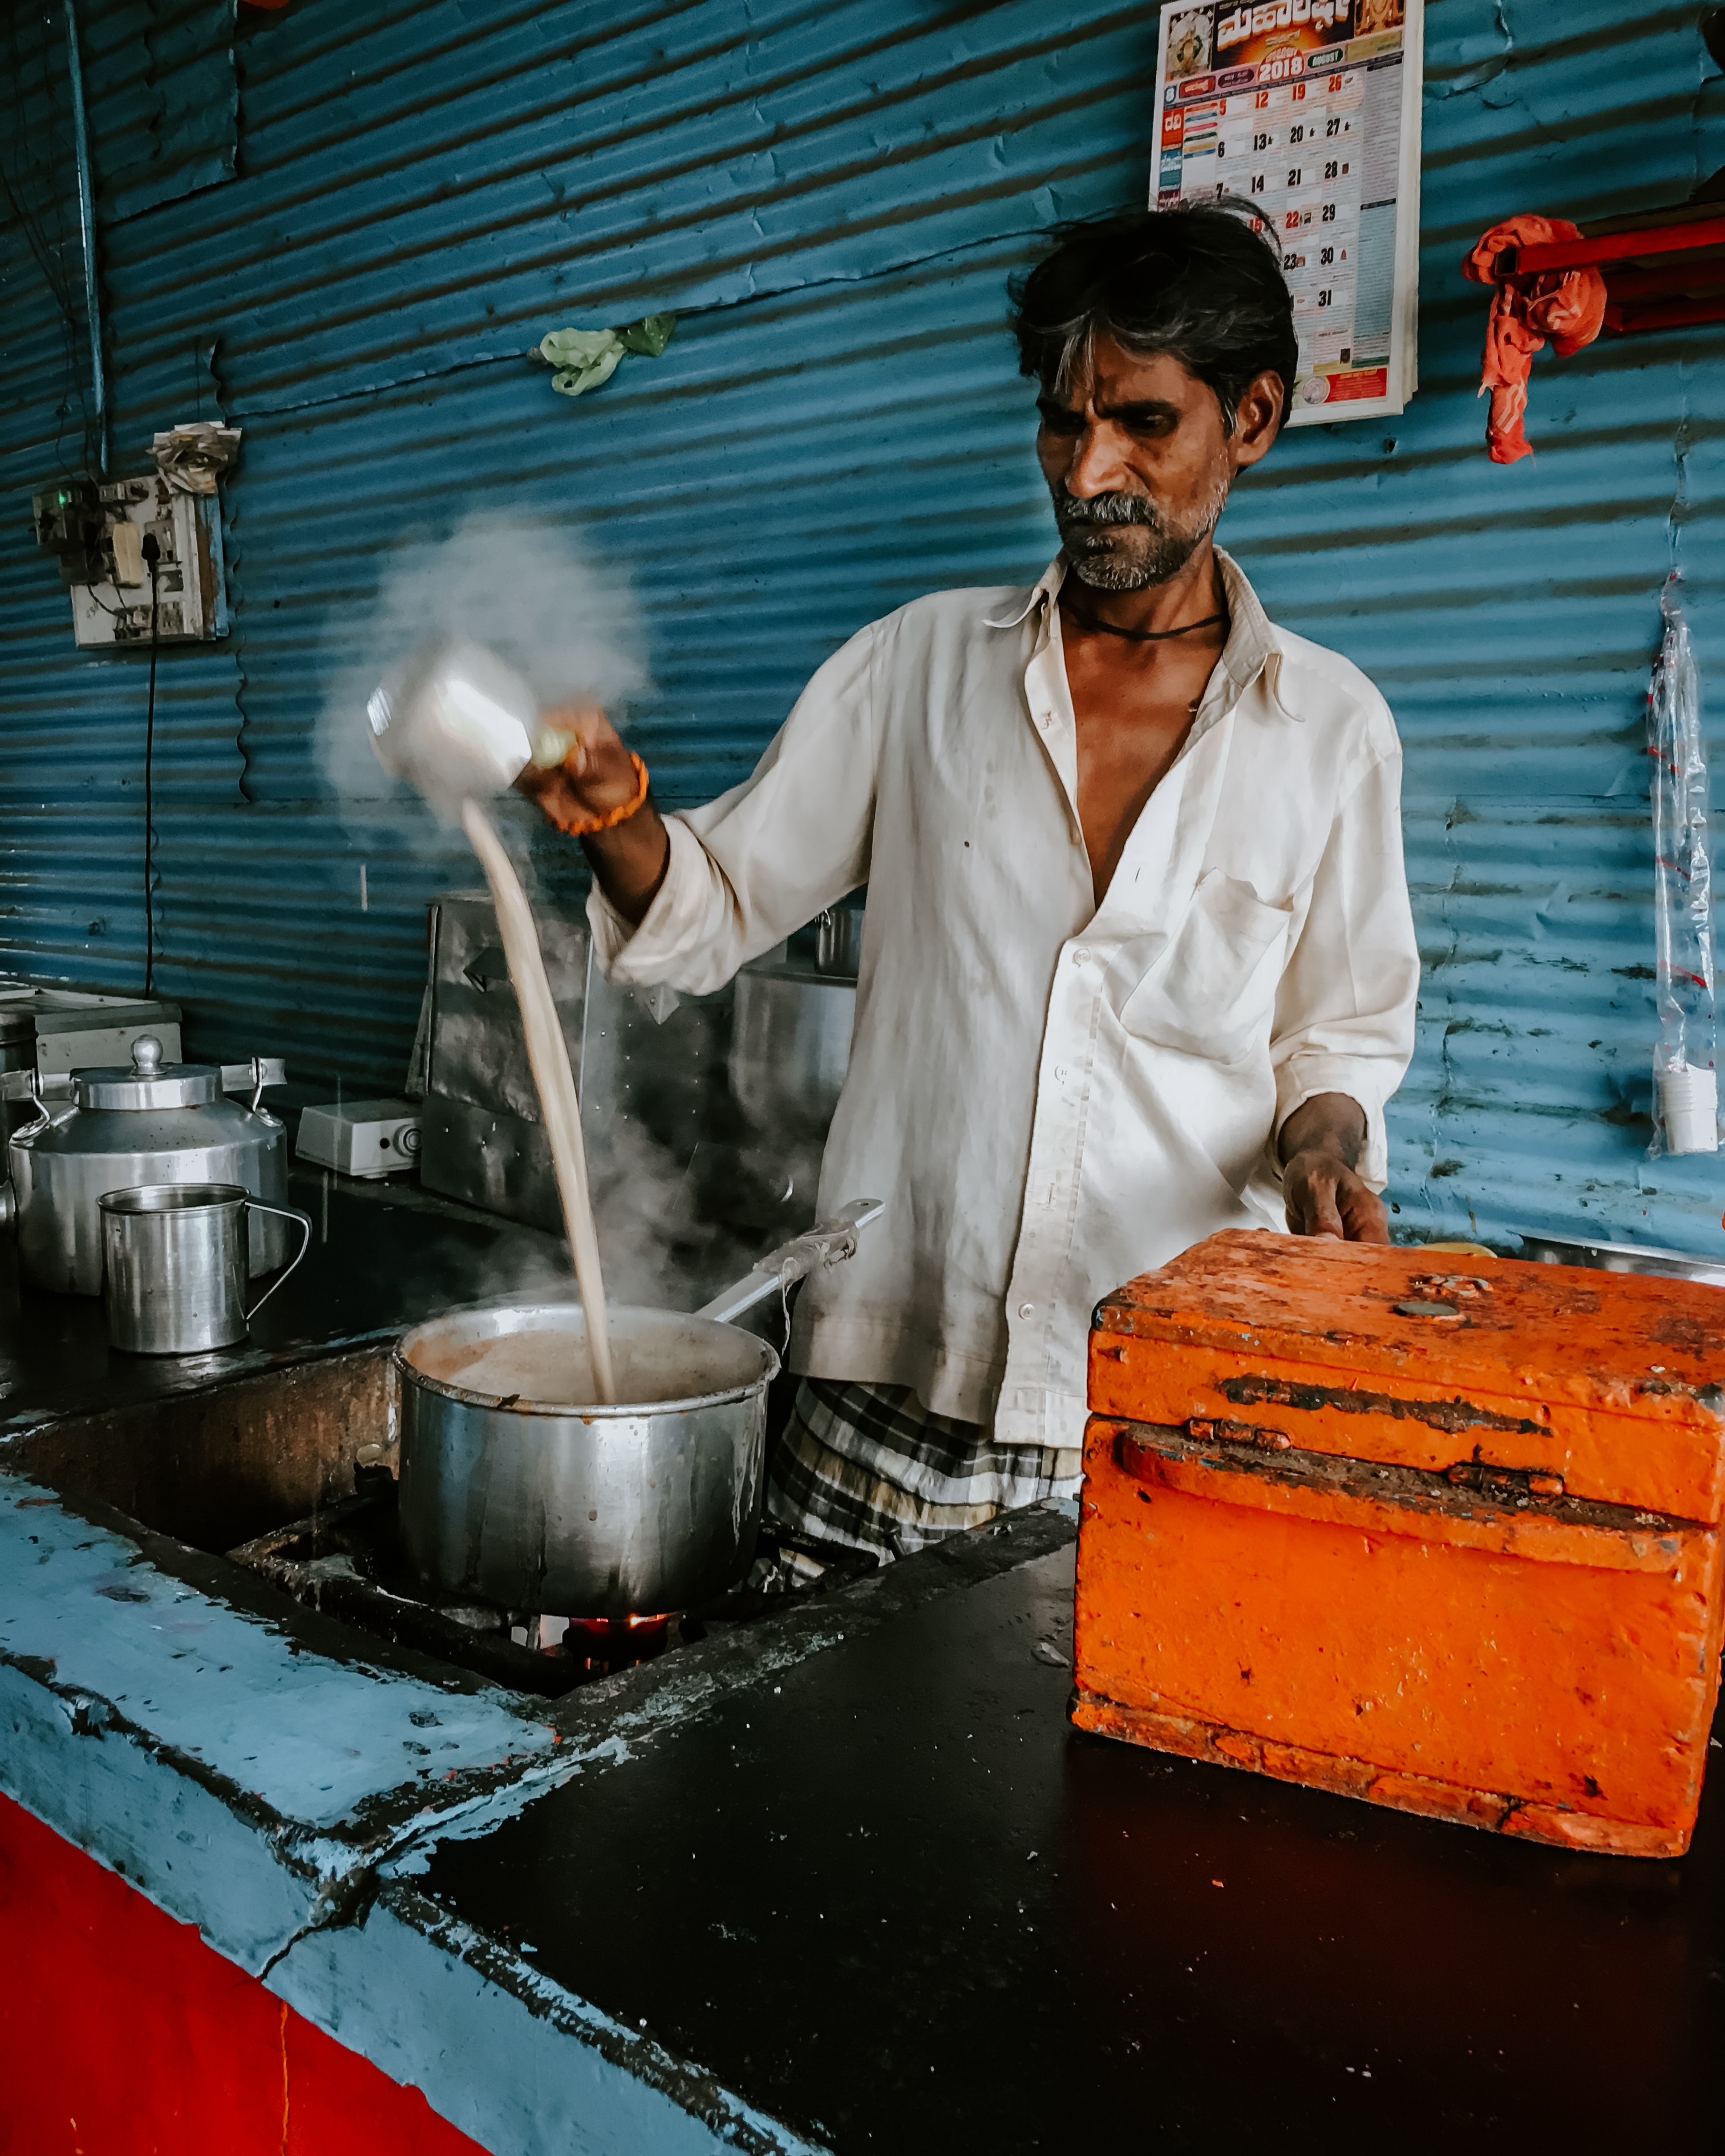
[{"xmin": 588, "ymin": 550, "xmax": 1419, "ymax": 1449}]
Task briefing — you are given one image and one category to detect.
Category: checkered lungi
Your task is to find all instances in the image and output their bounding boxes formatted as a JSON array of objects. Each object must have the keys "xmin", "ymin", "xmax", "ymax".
[{"xmin": 764, "ymin": 1375, "xmax": 1080, "ymax": 1563}]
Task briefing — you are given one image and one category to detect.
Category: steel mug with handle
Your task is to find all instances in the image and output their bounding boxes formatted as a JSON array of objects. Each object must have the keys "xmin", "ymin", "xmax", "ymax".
[{"xmin": 99, "ymin": 1182, "xmax": 313, "ymax": 1356}]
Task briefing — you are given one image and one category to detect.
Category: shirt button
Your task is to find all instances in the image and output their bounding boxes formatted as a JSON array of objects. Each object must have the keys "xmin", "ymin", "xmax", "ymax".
[
  {"xmin": 1018, "ymin": 1301, "xmax": 1035, "ymax": 1319},
  {"xmin": 1071, "ymin": 946, "xmax": 1091, "ymax": 966}
]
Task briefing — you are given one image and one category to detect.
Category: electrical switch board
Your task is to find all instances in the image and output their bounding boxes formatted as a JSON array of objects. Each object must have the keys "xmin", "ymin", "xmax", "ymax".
[{"xmin": 31, "ymin": 474, "xmax": 229, "ymax": 647}]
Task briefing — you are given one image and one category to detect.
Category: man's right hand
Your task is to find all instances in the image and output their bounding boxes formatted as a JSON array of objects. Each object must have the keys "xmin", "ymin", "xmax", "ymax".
[
  {"xmin": 516, "ymin": 703, "xmax": 639, "ymax": 830},
  {"xmin": 517, "ymin": 702, "xmax": 671, "ymax": 926}
]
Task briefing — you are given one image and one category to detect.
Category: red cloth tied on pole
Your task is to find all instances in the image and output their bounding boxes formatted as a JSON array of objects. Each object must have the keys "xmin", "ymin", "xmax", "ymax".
[{"xmin": 1461, "ymin": 216, "xmax": 1608, "ymax": 464}]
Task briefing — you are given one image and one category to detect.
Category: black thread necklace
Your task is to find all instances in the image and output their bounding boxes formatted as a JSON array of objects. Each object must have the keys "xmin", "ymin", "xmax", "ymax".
[{"xmin": 1062, "ymin": 596, "xmax": 1228, "ymax": 643}]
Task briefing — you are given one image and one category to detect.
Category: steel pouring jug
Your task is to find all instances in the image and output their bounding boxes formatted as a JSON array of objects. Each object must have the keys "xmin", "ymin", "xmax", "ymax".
[
  {"xmin": 365, "ymin": 639, "xmax": 580, "ymax": 816},
  {"xmin": 100, "ymin": 1182, "xmax": 312, "ymax": 1355}
]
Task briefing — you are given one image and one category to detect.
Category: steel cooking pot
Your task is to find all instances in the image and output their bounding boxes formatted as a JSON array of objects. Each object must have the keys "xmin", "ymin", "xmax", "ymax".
[
  {"xmin": 398, "ymin": 1302, "xmax": 778, "ymax": 1616},
  {"xmin": 396, "ymin": 1200, "xmax": 882, "ymax": 1616}
]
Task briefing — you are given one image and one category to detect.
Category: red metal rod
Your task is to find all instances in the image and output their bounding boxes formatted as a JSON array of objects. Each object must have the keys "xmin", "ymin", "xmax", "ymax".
[
  {"xmin": 1605, "ymin": 257, "xmax": 1725, "ymax": 302},
  {"xmin": 1511, "ymin": 216, "xmax": 1725, "ymax": 273},
  {"xmin": 1605, "ymin": 293, "xmax": 1725, "ymax": 335}
]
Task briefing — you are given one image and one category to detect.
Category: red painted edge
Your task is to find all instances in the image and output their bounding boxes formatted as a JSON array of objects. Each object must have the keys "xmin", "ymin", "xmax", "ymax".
[
  {"xmin": 0, "ymin": 1788, "xmax": 491, "ymax": 2155},
  {"xmin": 1604, "ymin": 294, "xmax": 1725, "ymax": 337},
  {"xmin": 1512, "ymin": 218, "xmax": 1725, "ymax": 274}
]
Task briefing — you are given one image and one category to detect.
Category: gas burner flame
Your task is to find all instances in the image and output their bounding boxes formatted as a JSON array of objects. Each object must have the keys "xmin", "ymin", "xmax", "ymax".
[
  {"xmin": 519, "ymin": 1611, "xmax": 682, "ymax": 1668},
  {"xmin": 567, "ymin": 1611, "xmax": 676, "ymax": 1639}
]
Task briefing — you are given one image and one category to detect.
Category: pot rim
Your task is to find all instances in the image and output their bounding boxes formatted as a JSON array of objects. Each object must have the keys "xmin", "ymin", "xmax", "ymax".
[
  {"xmin": 394, "ymin": 1350, "xmax": 778, "ymax": 1418},
  {"xmin": 392, "ymin": 1302, "xmax": 781, "ymax": 1419},
  {"xmin": 394, "ymin": 1294, "xmax": 776, "ymax": 1414},
  {"xmin": 98, "ymin": 1178, "xmax": 249, "ymax": 1217}
]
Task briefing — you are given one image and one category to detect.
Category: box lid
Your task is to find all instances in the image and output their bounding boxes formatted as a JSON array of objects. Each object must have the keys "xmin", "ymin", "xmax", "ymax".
[{"xmin": 1090, "ymin": 1231, "xmax": 1725, "ymax": 1521}]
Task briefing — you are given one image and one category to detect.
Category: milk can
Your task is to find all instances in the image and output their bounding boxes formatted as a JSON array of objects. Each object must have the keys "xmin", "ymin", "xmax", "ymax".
[{"xmin": 10, "ymin": 1036, "xmax": 291, "ymax": 1295}]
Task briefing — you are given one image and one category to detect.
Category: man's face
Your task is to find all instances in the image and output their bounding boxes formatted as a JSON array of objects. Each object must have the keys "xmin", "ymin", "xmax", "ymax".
[{"xmin": 1035, "ymin": 335, "xmax": 1275, "ymax": 591}]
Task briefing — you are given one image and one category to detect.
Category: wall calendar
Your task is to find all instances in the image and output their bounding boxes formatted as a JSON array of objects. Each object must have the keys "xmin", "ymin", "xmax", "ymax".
[{"xmin": 1152, "ymin": 1, "xmax": 1424, "ymax": 425}]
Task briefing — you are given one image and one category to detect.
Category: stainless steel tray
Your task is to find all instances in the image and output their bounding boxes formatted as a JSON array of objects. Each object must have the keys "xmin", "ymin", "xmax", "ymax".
[{"xmin": 1519, "ymin": 1232, "xmax": 1725, "ymax": 1288}]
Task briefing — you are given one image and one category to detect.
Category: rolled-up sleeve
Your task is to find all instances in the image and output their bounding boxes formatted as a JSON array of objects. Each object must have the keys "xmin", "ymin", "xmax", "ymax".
[
  {"xmin": 586, "ymin": 624, "xmax": 880, "ymax": 996},
  {"xmin": 1268, "ymin": 744, "xmax": 1419, "ymax": 1189}
]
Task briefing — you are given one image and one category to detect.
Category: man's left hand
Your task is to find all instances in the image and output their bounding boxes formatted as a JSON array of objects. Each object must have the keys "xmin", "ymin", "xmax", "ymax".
[
  {"xmin": 1281, "ymin": 1147, "xmax": 1388, "ymax": 1243},
  {"xmin": 1278, "ymin": 1092, "xmax": 1389, "ymax": 1243}
]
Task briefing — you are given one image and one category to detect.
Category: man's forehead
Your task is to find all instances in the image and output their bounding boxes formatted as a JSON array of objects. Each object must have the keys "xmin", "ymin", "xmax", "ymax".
[{"xmin": 1048, "ymin": 339, "xmax": 1202, "ymax": 412}]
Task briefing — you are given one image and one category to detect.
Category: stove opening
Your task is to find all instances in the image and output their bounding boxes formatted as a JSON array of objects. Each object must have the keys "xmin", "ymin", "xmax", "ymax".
[{"xmin": 226, "ymin": 1471, "xmax": 872, "ymax": 1697}]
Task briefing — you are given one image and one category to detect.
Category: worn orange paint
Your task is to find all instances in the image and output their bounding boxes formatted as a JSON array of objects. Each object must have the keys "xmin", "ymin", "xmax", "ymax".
[{"xmin": 1072, "ymin": 1231, "xmax": 1725, "ymax": 1857}]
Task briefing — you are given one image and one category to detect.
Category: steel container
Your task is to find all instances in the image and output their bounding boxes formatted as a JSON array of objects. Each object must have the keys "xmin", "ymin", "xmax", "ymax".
[
  {"xmin": 0, "ymin": 1009, "xmax": 38, "ymax": 1093},
  {"xmin": 10, "ymin": 1036, "xmax": 290, "ymax": 1295},
  {"xmin": 0, "ymin": 1010, "xmax": 38, "ymax": 1224},
  {"xmin": 100, "ymin": 1182, "xmax": 311, "ymax": 1355},
  {"xmin": 814, "ymin": 902, "xmax": 864, "ymax": 979},
  {"xmin": 396, "ymin": 1302, "xmax": 780, "ymax": 1616},
  {"xmin": 728, "ymin": 963, "xmax": 856, "ymax": 1140},
  {"xmin": 1520, "ymin": 1231, "xmax": 1725, "ymax": 1287}
]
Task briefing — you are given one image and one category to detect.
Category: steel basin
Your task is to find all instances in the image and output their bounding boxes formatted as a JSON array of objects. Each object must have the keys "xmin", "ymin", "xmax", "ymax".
[
  {"xmin": 396, "ymin": 1300, "xmax": 780, "ymax": 1617},
  {"xmin": 1520, "ymin": 1233, "xmax": 1725, "ymax": 1287}
]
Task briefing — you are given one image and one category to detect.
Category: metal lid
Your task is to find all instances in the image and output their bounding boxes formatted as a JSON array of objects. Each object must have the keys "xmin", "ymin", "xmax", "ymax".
[{"xmin": 75, "ymin": 1034, "xmax": 221, "ymax": 1111}]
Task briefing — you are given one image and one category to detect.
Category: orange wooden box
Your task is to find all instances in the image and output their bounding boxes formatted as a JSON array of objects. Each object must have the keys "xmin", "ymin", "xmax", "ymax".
[{"xmin": 1072, "ymin": 1231, "xmax": 1725, "ymax": 1857}]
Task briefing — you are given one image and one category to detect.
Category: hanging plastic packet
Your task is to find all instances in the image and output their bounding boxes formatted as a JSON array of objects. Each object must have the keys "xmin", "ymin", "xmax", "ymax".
[{"xmin": 1647, "ymin": 575, "xmax": 1719, "ymax": 1156}]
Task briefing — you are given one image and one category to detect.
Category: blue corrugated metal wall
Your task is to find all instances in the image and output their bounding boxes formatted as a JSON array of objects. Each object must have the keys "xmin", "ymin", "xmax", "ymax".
[{"xmin": 2, "ymin": 0, "xmax": 1724, "ymax": 1256}]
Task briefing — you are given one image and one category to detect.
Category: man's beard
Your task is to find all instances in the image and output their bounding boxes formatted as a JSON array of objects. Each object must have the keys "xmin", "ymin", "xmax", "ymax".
[{"xmin": 1052, "ymin": 482, "xmax": 1226, "ymax": 591}]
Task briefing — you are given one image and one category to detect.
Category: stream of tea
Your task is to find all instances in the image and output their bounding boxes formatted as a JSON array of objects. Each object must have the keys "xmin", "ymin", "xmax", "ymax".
[{"xmin": 459, "ymin": 799, "xmax": 617, "ymax": 1404}]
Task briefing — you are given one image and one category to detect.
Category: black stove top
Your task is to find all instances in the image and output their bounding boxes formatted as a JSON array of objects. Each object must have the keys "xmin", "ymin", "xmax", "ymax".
[{"xmin": 225, "ymin": 1471, "xmax": 872, "ymax": 1698}]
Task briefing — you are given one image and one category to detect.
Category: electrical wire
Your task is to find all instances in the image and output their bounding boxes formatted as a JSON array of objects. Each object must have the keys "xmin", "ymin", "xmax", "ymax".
[
  {"xmin": 143, "ymin": 536, "xmax": 160, "ymax": 996},
  {"xmin": 1, "ymin": 7, "xmax": 92, "ymax": 479}
]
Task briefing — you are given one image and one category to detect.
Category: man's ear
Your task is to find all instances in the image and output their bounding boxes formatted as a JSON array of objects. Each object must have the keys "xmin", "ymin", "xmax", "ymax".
[{"xmin": 1231, "ymin": 368, "xmax": 1285, "ymax": 469}]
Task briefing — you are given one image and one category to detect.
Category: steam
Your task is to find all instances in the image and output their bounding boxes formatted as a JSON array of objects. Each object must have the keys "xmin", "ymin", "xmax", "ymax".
[
  {"xmin": 316, "ymin": 510, "xmax": 811, "ymax": 1339},
  {"xmin": 586, "ymin": 1114, "xmax": 805, "ymax": 1320},
  {"xmin": 392, "ymin": 1116, "xmax": 804, "ymax": 1349},
  {"xmin": 318, "ymin": 512, "xmax": 649, "ymax": 810}
]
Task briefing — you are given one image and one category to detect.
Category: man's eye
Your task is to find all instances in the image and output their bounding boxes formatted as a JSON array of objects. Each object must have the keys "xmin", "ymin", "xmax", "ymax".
[{"xmin": 1038, "ymin": 409, "xmax": 1083, "ymax": 435}]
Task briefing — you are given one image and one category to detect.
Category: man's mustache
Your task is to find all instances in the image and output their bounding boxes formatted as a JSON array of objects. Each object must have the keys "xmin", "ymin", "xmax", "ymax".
[{"xmin": 1052, "ymin": 489, "xmax": 1162, "ymax": 529}]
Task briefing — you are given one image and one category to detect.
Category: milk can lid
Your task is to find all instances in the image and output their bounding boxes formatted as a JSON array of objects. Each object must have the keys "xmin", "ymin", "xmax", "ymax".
[{"xmin": 75, "ymin": 1034, "xmax": 222, "ymax": 1111}]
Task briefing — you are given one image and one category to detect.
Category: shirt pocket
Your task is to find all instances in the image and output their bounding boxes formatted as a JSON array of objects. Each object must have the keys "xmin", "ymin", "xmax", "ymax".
[{"xmin": 1117, "ymin": 869, "xmax": 1293, "ymax": 1066}]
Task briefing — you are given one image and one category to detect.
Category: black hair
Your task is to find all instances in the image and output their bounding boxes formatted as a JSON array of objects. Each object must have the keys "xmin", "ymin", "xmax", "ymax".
[{"xmin": 1008, "ymin": 201, "xmax": 1299, "ymax": 438}]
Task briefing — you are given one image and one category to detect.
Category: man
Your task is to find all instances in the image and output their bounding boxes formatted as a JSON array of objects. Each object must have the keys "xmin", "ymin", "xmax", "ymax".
[{"xmin": 523, "ymin": 204, "xmax": 1419, "ymax": 1563}]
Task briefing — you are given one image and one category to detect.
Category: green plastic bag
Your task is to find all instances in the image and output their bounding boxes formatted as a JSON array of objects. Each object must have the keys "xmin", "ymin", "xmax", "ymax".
[
  {"xmin": 536, "ymin": 315, "xmax": 677, "ymax": 398},
  {"xmin": 539, "ymin": 328, "xmax": 626, "ymax": 398}
]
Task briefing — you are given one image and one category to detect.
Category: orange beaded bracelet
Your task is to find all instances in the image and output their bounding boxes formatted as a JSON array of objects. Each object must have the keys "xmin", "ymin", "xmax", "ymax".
[{"xmin": 543, "ymin": 750, "xmax": 650, "ymax": 837}]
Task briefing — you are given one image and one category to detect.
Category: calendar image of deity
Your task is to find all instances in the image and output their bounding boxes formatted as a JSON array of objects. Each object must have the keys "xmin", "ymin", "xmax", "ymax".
[{"xmin": 1152, "ymin": 0, "xmax": 1423, "ymax": 424}]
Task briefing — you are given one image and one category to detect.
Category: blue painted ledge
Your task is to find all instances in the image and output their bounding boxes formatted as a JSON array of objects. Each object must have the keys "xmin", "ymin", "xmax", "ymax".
[{"xmin": 0, "ymin": 1475, "xmax": 826, "ymax": 2154}]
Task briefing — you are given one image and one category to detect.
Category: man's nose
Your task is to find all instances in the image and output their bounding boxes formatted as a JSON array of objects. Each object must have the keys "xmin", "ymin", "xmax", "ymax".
[{"xmin": 1062, "ymin": 422, "xmax": 1133, "ymax": 499}]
